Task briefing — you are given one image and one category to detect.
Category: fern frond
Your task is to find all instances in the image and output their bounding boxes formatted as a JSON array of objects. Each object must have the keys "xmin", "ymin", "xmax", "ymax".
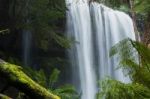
[
  {"xmin": 53, "ymin": 85, "xmax": 79, "ymax": 99},
  {"xmin": 110, "ymin": 38, "xmax": 150, "ymax": 88},
  {"xmin": 98, "ymin": 79, "xmax": 150, "ymax": 99}
]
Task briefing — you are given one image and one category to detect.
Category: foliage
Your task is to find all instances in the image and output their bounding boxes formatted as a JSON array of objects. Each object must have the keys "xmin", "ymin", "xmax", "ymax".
[
  {"xmin": 49, "ymin": 68, "xmax": 60, "ymax": 89},
  {"xmin": 98, "ymin": 38, "xmax": 150, "ymax": 99},
  {"xmin": 9, "ymin": 0, "xmax": 70, "ymax": 50},
  {"xmin": 133, "ymin": 0, "xmax": 150, "ymax": 34},
  {"xmin": 0, "ymin": 60, "xmax": 59, "ymax": 99},
  {"xmin": 53, "ymin": 85, "xmax": 79, "ymax": 99},
  {"xmin": 134, "ymin": 0, "xmax": 150, "ymax": 15},
  {"xmin": 0, "ymin": 29, "xmax": 9, "ymax": 35},
  {"xmin": 110, "ymin": 38, "xmax": 150, "ymax": 88},
  {"xmin": 96, "ymin": 0, "xmax": 129, "ymax": 9},
  {"xmin": 23, "ymin": 67, "xmax": 79, "ymax": 99},
  {"xmin": 23, "ymin": 67, "xmax": 47, "ymax": 87},
  {"xmin": 97, "ymin": 79, "xmax": 150, "ymax": 99},
  {"xmin": 36, "ymin": 57, "xmax": 69, "ymax": 76}
]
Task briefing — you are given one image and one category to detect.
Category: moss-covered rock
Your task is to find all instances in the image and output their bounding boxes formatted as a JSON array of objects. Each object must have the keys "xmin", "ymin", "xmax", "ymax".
[{"xmin": 0, "ymin": 59, "xmax": 60, "ymax": 99}]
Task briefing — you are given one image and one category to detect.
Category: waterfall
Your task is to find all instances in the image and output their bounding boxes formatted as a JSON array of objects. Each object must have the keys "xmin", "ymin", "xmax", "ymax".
[
  {"xmin": 22, "ymin": 30, "xmax": 32, "ymax": 66},
  {"xmin": 66, "ymin": 1, "xmax": 97, "ymax": 99},
  {"xmin": 90, "ymin": 2, "xmax": 136, "ymax": 82},
  {"xmin": 66, "ymin": 1, "xmax": 136, "ymax": 99}
]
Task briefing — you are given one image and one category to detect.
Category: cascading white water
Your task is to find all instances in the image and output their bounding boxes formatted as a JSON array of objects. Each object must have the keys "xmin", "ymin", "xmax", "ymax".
[
  {"xmin": 90, "ymin": 2, "xmax": 136, "ymax": 82},
  {"xmin": 66, "ymin": 1, "xmax": 97, "ymax": 99},
  {"xmin": 66, "ymin": 1, "xmax": 136, "ymax": 99}
]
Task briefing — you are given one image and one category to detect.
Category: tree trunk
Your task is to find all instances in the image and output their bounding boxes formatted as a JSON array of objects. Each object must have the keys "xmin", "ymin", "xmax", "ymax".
[
  {"xmin": 0, "ymin": 59, "xmax": 60, "ymax": 99},
  {"xmin": 129, "ymin": 0, "xmax": 140, "ymax": 41}
]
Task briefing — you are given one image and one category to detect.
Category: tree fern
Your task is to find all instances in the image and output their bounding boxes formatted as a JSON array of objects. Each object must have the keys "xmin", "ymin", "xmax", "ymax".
[
  {"xmin": 97, "ymin": 79, "xmax": 150, "ymax": 99},
  {"xmin": 98, "ymin": 38, "xmax": 150, "ymax": 99}
]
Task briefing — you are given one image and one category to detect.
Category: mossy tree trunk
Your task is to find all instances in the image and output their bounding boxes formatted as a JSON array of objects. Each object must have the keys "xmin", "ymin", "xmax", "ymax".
[{"xmin": 0, "ymin": 59, "xmax": 60, "ymax": 99}]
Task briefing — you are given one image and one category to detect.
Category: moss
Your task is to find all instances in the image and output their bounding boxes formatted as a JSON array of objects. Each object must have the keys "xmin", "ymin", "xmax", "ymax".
[
  {"xmin": 0, "ymin": 60, "xmax": 60, "ymax": 99},
  {"xmin": 0, "ymin": 94, "xmax": 11, "ymax": 99}
]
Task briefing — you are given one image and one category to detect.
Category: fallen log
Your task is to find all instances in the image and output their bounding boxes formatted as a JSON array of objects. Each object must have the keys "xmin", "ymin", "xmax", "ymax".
[
  {"xmin": 0, "ymin": 93, "xmax": 12, "ymax": 99},
  {"xmin": 0, "ymin": 59, "xmax": 60, "ymax": 99}
]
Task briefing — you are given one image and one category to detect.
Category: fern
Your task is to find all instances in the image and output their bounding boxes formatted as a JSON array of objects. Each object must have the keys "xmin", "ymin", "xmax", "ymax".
[
  {"xmin": 97, "ymin": 79, "xmax": 150, "ymax": 99},
  {"xmin": 98, "ymin": 38, "xmax": 150, "ymax": 99},
  {"xmin": 48, "ymin": 68, "xmax": 60, "ymax": 89},
  {"xmin": 110, "ymin": 38, "xmax": 150, "ymax": 87},
  {"xmin": 23, "ymin": 67, "xmax": 47, "ymax": 87},
  {"xmin": 23, "ymin": 67, "xmax": 79, "ymax": 99},
  {"xmin": 53, "ymin": 85, "xmax": 79, "ymax": 99},
  {"xmin": 51, "ymin": 32, "xmax": 71, "ymax": 48}
]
